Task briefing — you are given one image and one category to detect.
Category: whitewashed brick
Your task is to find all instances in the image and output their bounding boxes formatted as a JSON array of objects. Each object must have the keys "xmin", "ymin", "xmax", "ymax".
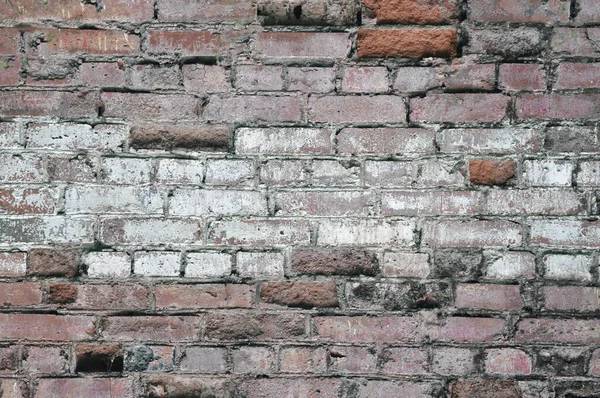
[
  {"xmin": 65, "ymin": 186, "xmax": 163, "ymax": 214},
  {"xmin": 576, "ymin": 161, "xmax": 600, "ymax": 186},
  {"xmin": 185, "ymin": 252, "xmax": 232, "ymax": 278},
  {"xmin": 205, "ymin": 159, "xmax": 254, "ymax": 186},
  {"xmin": 365, "ymin": 161, "xmax": 418, "ymax": 187},
  {"xmin": 484, "ymin": 251, "xmax": 536, "ymax": 280},
  {"xmin": 317, "ymin": 219, "xmax": 415, "ymax": 246},
  {"xmin": 260, "ymin": 160, "xmax": 306, "ymax": 186},
  {"xmin": 0, "ymin": 217, "xmax": 94, "ymax": 244},
  {"xmin": 236, "ymin": 252, "xmax": 284, "ymax": 279},
  {"xmin": 100, "ymin": 157, "xmax": 153, "ymax": 184},
  {"xmin": 312, "ymin": 160, "xmax": 360, "ymax": 186},
  {"xmin": 383, "ymin": 252, "xmax": 430, "ymax": 278},
  {"xmin": 0, "ymin": 123, "xmax": 21, "ymax": 148},
  {"xmin": 544, "ymin": 254, "xmax": 592, "ymax": 281},
  {"xmin": 208, "ymin": 219, "xmax": 311, "ymax": 246},
  {"xmin": 235, "ymin": 128, "xmax": 332, "ymax": 155},
  {"xmin": 338, "ymin": 128, "xmax": 435, "ymax": 155},
  {"xmin": 27, "ymin": 123, "xmax": 126, "ymax": 150},
  {"xmin": 156, "ymin": 159, "xmax": 204, "ymax": 185},
  {"xmin": 437, "ymin": 129, "xmax": 540, "ymax": 153},
  {"xmin": 134, "ymin": 251, "xmax": 181, "ymax": 276},
  {"xmin": 523, "ymin": 160, "xmax": 573, "ymax": 186},
  {"xmin": 0, "ymin": 154, "xmax": 44, "ymax": 183},
  {"xmin": 382, "ymin": 190, "xmax": 482, "ymax": 216},
  {"xmin": 485, "ymin": 189, "xmax": 583, "ymax": 215},
  {"xmin": 418, "ymin": 160, "xmax": 465, "ymax": 187},
  {"xmin": 102, "ymin": 218, "xmax": 202, "ymax": 244},
  {"xmin": 0, "ymin": 252, "xmax": 26, "ymax": 276},
  {"xmin": 170, "ymin": 189, "xmax": 267, "ymax": 216},
  {"xmin": 422, "ymin": 220, "xmax": 522, "ymax": 248},
  {"xmin": 84, "ymin": 252, "xmax": 131, "ymax": 278},
  {"xmin": 531, "ymin": 220, "xmax": 600, "ymax": 247},
  {"xmin": 275, "ymin": 191, "xmax": 374, "ymax": 217}
]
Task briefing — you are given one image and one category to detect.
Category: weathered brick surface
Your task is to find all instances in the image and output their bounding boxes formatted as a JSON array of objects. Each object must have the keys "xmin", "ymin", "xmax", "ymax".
[{"xmin": 358, "ymin": 29, "xmax": 457, "ymax": 58}]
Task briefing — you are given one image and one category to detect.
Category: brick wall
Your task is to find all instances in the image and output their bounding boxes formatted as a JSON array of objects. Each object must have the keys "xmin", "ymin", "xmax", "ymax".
[{"xmin": 0, "ymin": 0, "xmax": 599, "ymax": 396}]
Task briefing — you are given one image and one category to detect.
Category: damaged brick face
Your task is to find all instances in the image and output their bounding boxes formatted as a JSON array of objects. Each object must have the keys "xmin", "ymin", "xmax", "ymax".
[{"xmin": 0, "ymin": 0, "xmax": 599, "ymax": 395}]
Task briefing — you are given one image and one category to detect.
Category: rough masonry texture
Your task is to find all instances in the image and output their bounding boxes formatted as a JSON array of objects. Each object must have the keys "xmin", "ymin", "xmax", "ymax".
[{"xmin": 0, "ymin": 0, "xmax": 599, "ymax": 396}]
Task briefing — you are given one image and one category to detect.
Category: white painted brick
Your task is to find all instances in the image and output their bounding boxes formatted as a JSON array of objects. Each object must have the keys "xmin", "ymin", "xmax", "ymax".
[
  {"xmin": 530, "ymin": 220, "xmax": 600, "ymax": 247},
  {"xmin": 208, "ymin": 219, "xmax": 311, "ymax": 246},
  {"xmin": 544, "ymin": 254, "xmax": 592, "ymax": 282},
  {"xmin": 235, "ymin": 128, "xmax": 332, "ymax": 155},
  {"xmin": 312, "ymin": 160, "xmax": 360, "ymax": 186},
  {"xmin": 342, "ymin": 67, "xmax": 389, "ymax": 93},
  {"xmin": 338, "ymin": 128, "xmax": 435, "ymax": 155},
  {"xmin": 84, "ymin": 252, "xmax": 131, "ymax": 278},
  {"xmin": 418, "ymin": 160, "xmax": 465, "ymax": 187},
  {"xmin": 576, "ymin": 161, "xmax": 600, "ymax": 186},
  {"xmin": 0, "ymin": 252, "xmax": 27, "ymax": 276},
  {"xmin": 156, "ymin": 159, "xmax": 204, "ymax": 185},
  {"xmin": 102, "ymin": 218, "xmax": 202, "ymax": 244},
  {"xmin": 485, "ymin": 189, "xmax": 583, "ymax": 215},
  {"xmin": 170, "ymin": 189, "xmax": 267, "ymax": 216},
  {"xmin": 0, "ymin": 123, "xmax": 21, "ymax": 148},
  {"xmin": 382, "ymin": 190, "xmax": 482, "ymax": 216},
  {"xmin": 0, "ymin": 154, "xmax": 44, "ymax": 183},
  {"xmin": 205, "ymin": 159, "xmax": 254, "ymax": 186},
  {"xmin": 365, "ymin": 161, "xmax": 418, "ymax": 187},
  {"xmin": 65, "ymin": 186, "xmax": 163, "ymax": 214},
  {"xmin": 236, "ymin": 252, "xmax": 284, "ymax": 279},
  {"xmin": 422, "ymin": 220, "xmax": 522, "ymax": 248},
  {"xmin": 437, "ymin": 129, "xmax": 540, "ymax": 153},
  {"xmin": 100, "ymin": 157, "xmax": 153, "ymax": 184},
  {"xmin": 522, "ymin": 160, "xmax": 573, "ymax": 186},
  {"xmin": 134, "ymin": 251, "xmax": 181, "ymax": 277},
  {"xmin": 317, "ymin": 219, "xmax": 415, "ymax": 246},
  {"xmin": 484, "ymin": 251, "xmax": 536, "ymax": 280},
  {"xmin": 27, "ymin": 123, "xmax": 126, "ymax": 150},
  {"xmin": 275, "ymin": 190, "xmax": 374, "ymax": 217},
  {"xmin": 260, "ymin": 160, "xmax": 306, "ymax": 186},
  {"xmin": 186, "ymin": 252, "xmax": 232, "ymax": 278},
  {"xmin": 383, "ymin": 252, "xmax": 430, "ymax": 278},
  {"xmin": 0, "ymin": 217, "xmax": 95, "ymax": 244}
]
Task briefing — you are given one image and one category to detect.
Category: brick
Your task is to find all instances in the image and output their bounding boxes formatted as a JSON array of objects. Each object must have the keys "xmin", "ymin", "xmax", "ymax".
[
  {"xmin": 0, "ymin": 29, "xmax": 20, "ymax": 55},
  {"xmin": 382, "ymin": 347, "xmax": 428, "ymax": 375},
  {"xmin": 185, "ymin": 252, "xmax": 232, "ymax": 278},
  {"xmin": 102, "ymin": 93, "xmax": 199, "ymax": 121},
  {"xmin": 147, "ymin": 30, "xmax": 249, "ymax": 57},
  {"xmin": 544, "ymin": 286, "xmax": 600, "ymax": 311},
  {"xmin": 358, "ymin": 29, "xmax": 456, "ymax": 58},
  {"xmin": 393, "ymin": 67, "xmax": 440, "ymax": 93},
  {"xmin": 22, "ymin": 346, "xmax": 68, "ymax": 374},
  {"xmin": 102, "ymin": 316, "xmax": 200, "ymax": 341},
  {"xmin": 28, "ymin": 248, "xmax": 79, "ymax": 277},
  {"xmin": 158, "ymin": 0, "xmax": 255, "ymax": 22},
  {"xmin": 437, "ymin": 128, "xmax": 540, "ymax": 153},
  {"xmin": 70, "ymin": 284, "xmax": 149, "ymax": 310},
  {"xmin": 28, "ymin": 123, "xmax": 126, "ymax": 150},
  {"xmin": 382, "ymin": 190, "xmax": 482, "ymax": 216},
  {"xmin": 338, "ymin": 128, "xmax": 435, "ymax": 155},
  {"xmin": 411, "ymin": 94, "xmax": 509, "ymax": 122},
  {"xmin": 591, "ymin": 350, "xmax": 600, "ymax": 376},
  {"xmin": 423, "ymin": 220, "xmax": 522, "ymax": 248},
  {"xmin": 65, "ymin": 186, "xmax": 162, "ymax": 214},
  {"xmin": 0, "ymin": 282, "xmax": 42, "ymax": 306},
  {"xmin": 577, "ymin": 161, "xmax": 600, "ymax": 186},
  {"xmin": 354, "ymin": 381, "xmax": 437, "ymax": 398},
  {"xmin": 466, "ymin": 27, "xmax": 545, "ymax": 57},
  {"xmin": 170, "ymin": 189, "xmax": 266, "ymax": 217},
  {"xmin": 204, "ymin": 159, "xmax": 254, "ymax": 186},
  {"xmin": 179, "ymin": 346, "xmax": 227, "ymax": 373},
  {"xmin": 29, "ymin": 29, "xmax": 140, "ymax": 56},
  {"xmin": 311, "ymin": 160, "xmax": 360, "ymax": 186},
  {"xmin": 76, "ymin": 62, "xmax": 127, "ymax": 88},
  {"xmin": 418, "ymin": 159, "xmax": 466, "ymax": 187},
  {"xmin": 484, "ymin": 251, "xmax": 536, "ymax": 280},
  {"xmin": 102, "ymin": 218, "xmax": 202, "ymax": 244},
  {"xmin": 327, "ymin": 346, "xmax": 377, "ymax": 374},
  {"xmin": 432, "ymin": 347, "xmax": 476, "ymax": 376},
  {"xmin": 347, "ymin": 281, "xmax": 451, "ymax": 310},
  {"xmin": 309, "ymin": 95, "xmax": 405, "ymax": 123},
  {"xmin": 456, "ymin": 283, "xmax": 523, "ymax": 310},
  {"xmin": 445, "ymin": 63, "xmax": 496, "ymax": 91},
  {"xmin": 469, "ymin": 0, "xmax": 568, "ymax": 22},
  {"xmin": 536, "ymin": 347, "xmax": 587, "ymax": 376},
  {"xmin": 364, "ymin": 160, "xmax": 418, "ymax": 187},
  {"xmin": 0, "ymin": 379, "xmax": 24, "ymax": 397},
  {"xmin": 236, "ymin": 251, "xmax": 285, "ymax": 279},
  {"xmin": 280, "ymin": 346, "xmax": 327, "ymax": 373},
  {"xmin": 0, "ymin": 314, "xmax": 94, "ymax": 341},
  {"xmin": 552, "ymin": 28, "xmax": 600, "ymax": 56},
  {"xmin": 134, "ymin": 252, "xmax": 180, "ymax": 277},
  {"xmin": 0, "ymin": 252, "xmax": 26, "ymax": 276},
  {"xmin": 48, "ymin": 283, "xmax": 78, "ymax": 304},
  {"xmin": 317, "ymin": 219, "xmax": 414, "ymax": 246},
  {"xmin": 544, "ymin": 254, "xmax": 592, "ymax": 281},
  {"xmin": 499, "ymin": 64, "xmax": 546, "ymax": 91},
  {"xmin": 128, "ymin": 64, "xmax": 180, "ymax": 90},
  {"xmin": 232, "ymin": 346, "xmax": 273, "ymax": 374},
  {"xmin": 145, "ymin": 376, "xmax": 231, "ymax": 397},
  {"xmin": 555, "ymin": 63, "xmax": 600, "ymax": 89},
  {"xmin": 517, "ymin": 94, "xmax": 600, "ymax": 120},
  {"xmin": 48, "ymin": 156, "xmax": 96, "ymax": 183},
  {"xmin": 0, "ymin": 90, "xmax": 100, "ymax": 117},
  {"xmin": 130, "ymin": 124, "xmax": 229, "ymax": 151},
  {"xmin": 450, "ymin": 379, "xmax": 522, "ymax": 398},
  {"xmin": 341, "ymin": 67, "xmax": 388, "ymax": 93},
  {"xmin": 575, "ymin": 0, "xmax": 600, "ymax": 23},
  {"xmin": 0, "ymin": 56, "xmax": 20, "ymax": 86},
  {"xmin": 516, "ymin": 318, "xmax": 600, "ymax": 344},
  {"xmin": 261, "ymin": 281, "xmax": 338, "ymax": 308},
  {"xmin": 275, "ymin": 191, "xmax": 374, "ymax": 217},
  {"xmin": 36, "ymin": 378, "xmax": 133, "ymax": 398},
  {"xmin": 469, "ymin": 159, "xmax": 515, "ymax": 185},
  {"xmin": 531, "ymin": 220, "xmax": 600, "ymax": 247},
  {"xmin": 433, "ymin": 249, "xmax": 483, "ymax": 279},
  {"xmin": 203, "ymin": 95, "xmax": 302, "ymax": 122},
  {"xmin": 486, "ymin": 189, "xmax": 583, "ymax": 215},
  {"xmin": 237, "ymin": 379, "xmax": 340, "ymax": 398},
  {"xmin": 75, "ymin": 344, "xmax": 123, "ymax": 373},
  {"xmin": 430, "ymin": 317, "xmax": 505, "ymax": 342},
  {"xmin": 522, "ymin": 159, "xmax": 573, "ymax": 186},
  {"xmin": 0, "ymin": 217, "xmax": 94, "ymax": 245},
  {"xmin": 363, "ymin": 0, "xmax": 457, "ymax": 24},
  {"xmin": 258, "ymin": 0, "xmax": 358, "ymax": 25},
  {"xmin": 382, "ymin": 252, "xmax": 430, "ymax": 278},
  {"xmin": 255, "ymin": 32, "xmax": 351, "ymax": 60},
  {"xmin": 315, "ymin": 316, "xmax": 422, "ymax": 343},
  {"xmin": 183, "ymin": 64, "xmax": 230, "ymax": 93},
  {"xmin": 0, "ymin": 188, "xmax": 55, "ymax": 215},
  {"xmin": 156, "ymin": 159, "xmax": 204, "ymax": 185},
  {"xmin": 100, "ymin": 157, "xmax": 152, "ymax": 184},
  {"xmin": 84, "ymin": 252, "xmax": 131, "ymax": 278},
  {"xmin": 0, "ymin": 123, "xmax": 20, "ymax": 149},
  {"xmin": 545, "ymin": 127, "xmax": 600, "ymax": 153},
  {"xmin": 291, "ymin": 248, "xmax": 378, "ymax": 276},
  {"xmin": 0, "ymin": 153, "xmax": 43, "ymax": 183},
  {"xmin": 208, "ymin": 219, "xmax": 311, "ymax": 246},
  {"xmin": 235, "ymin": 65, "xmax": 283, "ymax": 91},
  {"xmin": 287, "ymin": 67, "xmax": 335, "ymax": 92},
  {"xmin": 156, "ymin": 284, "xmax": 252, "ymax": 309},
  {"xmin": 204, "ymin": 313, "xmax": 306, "ymax": 340},
  {"xmin": 235, "ymin": 127, "xmax": 332, "ymax": 155}
]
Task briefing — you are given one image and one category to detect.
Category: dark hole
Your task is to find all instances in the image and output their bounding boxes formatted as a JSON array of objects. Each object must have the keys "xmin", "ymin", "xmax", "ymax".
[
  {"xmin": 76, "ymin": 351, "xmax": 124, "ymax": 373},
  {"xmin": 293, "ymin": 5, "xmax": 302, "ymax": 19}
]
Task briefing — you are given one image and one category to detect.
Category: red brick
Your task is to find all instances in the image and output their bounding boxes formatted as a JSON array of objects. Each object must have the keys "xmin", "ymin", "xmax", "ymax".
[
  {"xmin": 327, "ymin": 346, "xmax": 377, "ymax": 374},
  {"xmin": 456, "ymin": 283, "xmax": 523, "ymax": 310},
  {"xmin": 102, "ymin": 316, "xmax": 200, "ymax": 341},
  {"xmin": 205, "ymin": 313, "xmax": 306, "ymax": 341},
  {"xmin": 341, "ymin": 66, "xmax": 389, "ymax": 93},
  {"xmin": 203, "ymin": 95, "xmax": 302, "ymax": 123},
  {"xmin": 450, "ymin": 379, "xmax": 522, "ymax": 398},
  {"xmin": 260, "ymin": 281, "xmax": 339, "ymax": 308},
  {"xmin": 28, "ymin": 29, "xmax": 140, "ymax": 55},
  {"xmin": 28, "ymin": 248, "xmax": 79, "ymax": 278},
  {"xmin": 76, "ymin": 62, "xmax": 127, "ymax": 88},
  {"xmin": 517, "ymin": 94, "xmax": 600, "ymax": 120},
  {"xmin": 0, "ymin": 188, "xmax": 56, "ymax": 214},
  {"xmin": 499, "ymin": 64, "xmax": 545, "ymax": 92},
  {"xmin": 158, "ymin": 0, "xmax": 255, "ymax": 22},
  {"xmin": 363, "ymin": 0, "xmax": 457, "ymax": 24},
  {"xmin": 147, "ymin": 30, "xmax": 249, "ymax": 57},
  {"xmin": 255, "ymin": 32, "xmax": 351, "ymax": 60},
  {"xmin": 552, "ymin": 28, "xmax": 600, "ymax": 57},
  {"xmin": 0, "ymin": 29, "xmax": 19, "ymax": 56},
  {"xmin": 485, "ymin": 348, "xmax": 532, "ymax": 375},
  {"xmin": 543, "ymin": 286, "xmax": 600, "ymax": 312},
  {"xmin": 309, "ymin": 95, "xmax": 405, "ymax": 123},
  {"xmin": 69, "ymin": 284, "xmax": 150, "ymax": 310},
  {"xmin": 101, "ymin": 92, "xmax": 199, "ymax": 121},
  {"xmin": 382, "ymin": 347, "xmax": 428, "ymax": 375},
  {"xmin": 291, "ymin": 248, "xmax": 379, "ymax": 276},
  {"xmin": 469, "ymin": 159, "xmax": 515, "ymax": 185},
  {"xmin": 358, "ymin": 29, "xmax": 457, "ymax": 58},
  {"xmin": 232, "ymin": 346, "xmax": 274, "ymax": 374},
  {"xmin": 422, "ymin": 220, "xmax": 522, "ymax": 247},
  {"xmin": 516, "ymin": 318, "xmax": 600, "ymax": 344},
  {"xmin": 0, "ymin": 90, "xmax": 101, "ymax": 117},
  {"xmin": 315, "ymin": 316, "xmax": 422, "ymax": 343},
  {"xmin": 0, "ymin": 57, "xmax": 20, "ymax": 86},
  {"xmin": 0, "ymin": 314, "xmax": 94, "ymax": 341},
  {"xmin": 48, "ymin": 284, "xmax": 78, "ymax": 304},
  {"xmin": 469, "ymin": 0, "xmax": 568, "ymax": 22},
  {"xmin": 22, "ymin": 346, "xmax": 68, "ymax": 374},
  {"xmin": 555, "ymin": 63, "xmax": 600, "ymax": 90},
  {"xmin": 237, "ymin": 378, "xmax": 340, "ymax": 398},
  {"xmin": 411, "ymin": 94, "xmax": 509, "ymax": 122},
  {"xmin": 36, "ymin": 378, "xmax": 133, "ymax": 398},
  {"xmin": 429, "ymin": 317, "xmax": 505, "ymax": 342},
  {"xmin": 280, "ymin": 346, "xmax": 327, "ymax": 373},
  {"xmin": 156, "ymin": 284, "xmax": 252, "ymax": 309},
  {"xmin": 0, "ymin": 282, "xmax": 42, "ymax": 306}
]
